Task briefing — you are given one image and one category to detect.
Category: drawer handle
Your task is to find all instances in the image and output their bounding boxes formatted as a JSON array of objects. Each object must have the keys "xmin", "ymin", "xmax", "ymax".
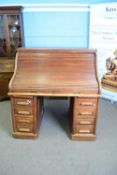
[
  {"xmin": 17, "ymin": 100, "xmax": 32, "ymax": 105},
  {"xmin": 17, "ymin": 111, "xmax": 31, "ymax": 115},
  {"xmin": 80, "ymin": 102, "xmax": 96, "ymax": 106},
  {"xmin": 17, "ymin": 119, "xmax": 32, "ymax": 123},
  {"xmin": 18, "ymin": 128, "xmax": 31, "ymax": 132},
  {"xmin": 79, "ymin": 121, "xmax": 93, "ymax": 125},
  {"xmin": 79, "ymin": 130, "xmax": 91, "ymax": 133},
  {"xmin": 79, "ymin": 112, "xmax": 93, "ymax": 115}
]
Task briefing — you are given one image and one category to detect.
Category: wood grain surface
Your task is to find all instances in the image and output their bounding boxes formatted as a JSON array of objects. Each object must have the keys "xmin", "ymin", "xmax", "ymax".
[{"xmin": 9, "ymin": 48, "xmax": 100, "ymax": 96}]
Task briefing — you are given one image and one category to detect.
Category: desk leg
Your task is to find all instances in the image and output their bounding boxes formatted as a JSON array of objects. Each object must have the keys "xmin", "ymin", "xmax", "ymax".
[
  {"xmin": 11, "ymin": 96, "xmax": 43, "ymax": 139},
  {"xmin": 70, "ymin": 97, "xmax": 99, "ymax": 141}
]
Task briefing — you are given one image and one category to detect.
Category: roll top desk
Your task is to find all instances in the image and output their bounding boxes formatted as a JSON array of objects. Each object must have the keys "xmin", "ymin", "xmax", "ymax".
[{"xmin": 8, "ymin": 48, "xmax": 100, "ymax": 140}]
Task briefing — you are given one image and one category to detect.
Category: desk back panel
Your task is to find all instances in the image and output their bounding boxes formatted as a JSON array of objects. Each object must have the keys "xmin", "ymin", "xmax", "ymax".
[{"xmin": 9, "ymin": 48, "xmax": 100, "ymax": 96}]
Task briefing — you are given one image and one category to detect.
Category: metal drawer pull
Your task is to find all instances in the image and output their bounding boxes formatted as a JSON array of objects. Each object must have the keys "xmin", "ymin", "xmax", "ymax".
[
  {"xmin": 79, "ymin": 112, "xmax": 93, "ymax": 115},
  {"xmin": 17, "ymin": 111, "xmax": 31, "ymax": 115},
  {"xmin": 17, "ymin": 100, "xmax": 31, "ymax": 105},
  {"xmin": 18, "ymin": 128, "xmax": 31, "ymax": 132},
  {"xmin": 79, "ymin": 121, "xmax": 92, "ymax": 125},
  {"xmin": 79, "ymin": 130, "xmax": 91, "ymax": 133},
  {"xmin": 80, "ymin": 102, "xmax": 96, "ymax": 106},
  {"xmin": 17, "ymin": 119, "xmax": 32, "ymax": 123}
]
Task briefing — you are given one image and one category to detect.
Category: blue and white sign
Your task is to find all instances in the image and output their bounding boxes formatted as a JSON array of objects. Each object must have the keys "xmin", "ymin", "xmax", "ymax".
[{"xmin": 89, "ymin": 3, "xmax": 117, "ymax": 102}]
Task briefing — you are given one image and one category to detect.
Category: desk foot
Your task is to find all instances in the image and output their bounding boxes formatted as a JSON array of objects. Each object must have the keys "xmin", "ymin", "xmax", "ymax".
[
  {"xmin": 71, "ymin": 133, "xmax": 96, "ymax": 141},
  {"xmin": 12, "ymin": 132, "xmax": 38, "ymax": 139}
]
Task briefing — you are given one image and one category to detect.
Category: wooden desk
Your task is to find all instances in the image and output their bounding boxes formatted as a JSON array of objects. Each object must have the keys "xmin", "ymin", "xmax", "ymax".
[{"xmin": 8, "ymin": 48, "xmax": 100, "ymax": 140}]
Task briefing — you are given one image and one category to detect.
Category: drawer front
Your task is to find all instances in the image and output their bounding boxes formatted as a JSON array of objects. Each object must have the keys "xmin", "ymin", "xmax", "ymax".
[
  {"xmin": 14, "ymin": 106, "xmax": 33, "ymax": 116},
  {"xmin": 14, "ymin": 97, "xmax": 33, "ymax": 106},
  {"xmin": 74, "ymin": 118, "xmax": 95, "ymax": 125},
  {"xmin": 73, "ymin": 124, "xmax": 95, "ymax": 134},
  {"xmin": 75, "ymin": 98, "xmax": 97, "ymax": 108},
  {"xmin": 15, "ymin": 116, "xmax": 33, "ymax": 124},
  {"xmin": 15, "ymin": 123, "xmax": 34, "ymax": 133},
  {"xmin": 75, "ymin": 107, "xmax": 96, "ymax": 119}
]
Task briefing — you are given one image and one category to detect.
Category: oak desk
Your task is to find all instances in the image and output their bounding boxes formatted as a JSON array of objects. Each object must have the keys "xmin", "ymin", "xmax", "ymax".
[{"xmin": 8, "ymin": 48, "xmax": 100, "ymax": 140}]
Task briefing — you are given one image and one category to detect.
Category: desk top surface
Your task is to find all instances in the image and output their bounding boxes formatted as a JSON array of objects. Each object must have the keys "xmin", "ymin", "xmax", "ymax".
[{"xmin": 9, "ymin": 48, "xmax": 100, "ymax": 96}]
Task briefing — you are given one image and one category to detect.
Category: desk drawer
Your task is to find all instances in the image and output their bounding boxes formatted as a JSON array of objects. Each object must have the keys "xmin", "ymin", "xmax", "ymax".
[
  {"xmin": 15, "ymin": 123, "xmax": 34, "ymax": 133},
  {"xmin": 73, "ymin": 124, "xmax": 95, "ymax": 134},
  {"xmin": 75, "ymin": 108, "xmax": 96, "ymax": 119},
  {"xmin": 14, "ymin": 97, "xmax": 33, "ymax": 106},
  {"xmin": 75, "ymin": 98, "xmax": 97, "ymax": 114},
  {"xmin": 75, "ymin": 97, "xmax": 97, "ymax": 108},
  {"xmin": 14, "ymin": 106, "xmax": 33, "ymax": 116},
  {"xmin": 74, "ymin": 118, "xmax": 95, "ymax": 125},
  {"xmin": 15, "ymin": 116, "xmax": 33, "ymax": 124}
]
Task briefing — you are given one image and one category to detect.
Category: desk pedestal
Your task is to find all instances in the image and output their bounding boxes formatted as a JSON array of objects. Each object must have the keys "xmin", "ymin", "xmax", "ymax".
[
  {"xmin": 11, "ymin": 96, "xmax": 43, "ymax": 139},
  {"xmin": 71, "ymin": 97, "xmax": 99, "ymax": 140}
]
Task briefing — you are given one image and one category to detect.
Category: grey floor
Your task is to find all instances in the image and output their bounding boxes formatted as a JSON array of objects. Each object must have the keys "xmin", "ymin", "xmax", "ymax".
[{"xmin": 0, "ymin": 98, "xmax": 117, "ymax": 175}]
